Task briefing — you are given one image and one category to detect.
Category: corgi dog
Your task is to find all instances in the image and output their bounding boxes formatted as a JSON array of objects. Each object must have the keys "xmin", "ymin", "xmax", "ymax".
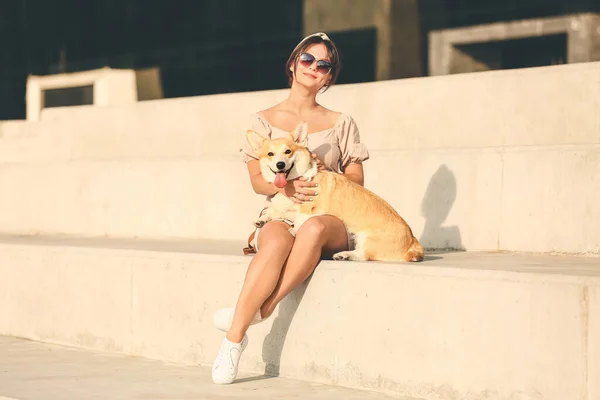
[{"xmin": 245, "ymin": 122, "xmax": 424, "ymax": 262}]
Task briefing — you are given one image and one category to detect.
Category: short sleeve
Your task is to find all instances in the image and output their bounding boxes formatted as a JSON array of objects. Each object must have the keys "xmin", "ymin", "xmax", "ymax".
[
  {"xmin": 239, "ymin": 114, "xmax": 272, "ymax": 163},
  {"xmin": 337, "ymin": 115, "xmax": 370, "ymax": 172}
]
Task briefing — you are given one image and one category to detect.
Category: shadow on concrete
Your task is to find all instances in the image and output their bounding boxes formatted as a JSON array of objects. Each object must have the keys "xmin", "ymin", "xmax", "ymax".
[
  {"xmin": 261, "ymin": 274, "xmax": 313, "ymax": 377},
  {"xmin": 419, "ymin": 165, "xmax": 464, "ymax": 253},
  {"xmin": 233, "ymin": 374, "xmax": 276, "ymax": 384},
  {"xmin": 421, "ymin": 255, "xmax": 444, "ymax": 262}
]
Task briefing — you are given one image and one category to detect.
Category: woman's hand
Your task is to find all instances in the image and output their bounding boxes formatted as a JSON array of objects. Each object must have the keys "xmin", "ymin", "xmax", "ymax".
[
  {"xmin": 312, "ymin": 153, "xmax": 327, "ymax": 171},
  {"xmin": 273, "ymin": 153, "xmax": 324, "ymax": 203},
  {"xmin": 280, "ymin": 177, "xmax": 319, "ymax": 204}
]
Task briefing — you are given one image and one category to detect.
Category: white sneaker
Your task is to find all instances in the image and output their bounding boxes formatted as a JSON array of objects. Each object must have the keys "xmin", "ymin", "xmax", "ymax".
[
  {"xmin": 213, "ymin": 307, "xmax": 263, "ymax": 332},
  {"xmin": 211, "ymin": 334, "xmax": 248, "ymax": 384}
]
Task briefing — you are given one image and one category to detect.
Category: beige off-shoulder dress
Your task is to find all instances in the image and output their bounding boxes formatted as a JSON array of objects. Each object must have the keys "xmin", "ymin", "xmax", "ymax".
[{"xmin": 239, "ymin": 113, "xmax": 370, "ymax": 254}]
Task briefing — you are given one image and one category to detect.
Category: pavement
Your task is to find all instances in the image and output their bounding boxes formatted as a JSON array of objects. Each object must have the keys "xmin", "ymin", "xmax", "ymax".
[{"xmin": 0, "ymin": 336, "xmax": 418, "ymax": 400}]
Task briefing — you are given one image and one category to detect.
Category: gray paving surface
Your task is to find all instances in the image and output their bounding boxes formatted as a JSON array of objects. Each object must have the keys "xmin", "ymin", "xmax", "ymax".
[{"xmin": 0, "ymin": 336, "xmax": 418, "ymax": 400}]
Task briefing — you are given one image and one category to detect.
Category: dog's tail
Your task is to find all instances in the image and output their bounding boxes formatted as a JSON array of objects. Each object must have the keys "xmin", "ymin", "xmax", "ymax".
[{"xmin": 403, "ymin": 236, "xmax": 424, "ymax": 262}]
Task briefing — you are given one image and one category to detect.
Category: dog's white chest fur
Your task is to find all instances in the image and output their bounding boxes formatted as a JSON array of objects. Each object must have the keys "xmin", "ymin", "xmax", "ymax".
[
  {"xmin": 270, "ymin": 193, "xmax": 298, "ymax": 216},
  {"xmin": 253, "ymin": 193, "xmax": 300, "ymax": 229}
]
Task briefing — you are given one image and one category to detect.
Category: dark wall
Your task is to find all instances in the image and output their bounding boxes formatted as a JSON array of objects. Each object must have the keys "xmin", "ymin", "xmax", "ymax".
[
  {"xmin": 441, "ymin": 0, "xmax": 599, "ymax": 28},
  {"xmin": 0, "ymin": 0, "xmax": 305, "ymax": 120},
  {"xmin": 328, "ymin": 28, "xmax": 377, "ymax": 85},
  {"xmin": 0, "ymin": 0, "xmax": 28, "ymax": 120},
  {"xmin": 1, "ymin": 0, "xmax": 598, "ymax": 120}
]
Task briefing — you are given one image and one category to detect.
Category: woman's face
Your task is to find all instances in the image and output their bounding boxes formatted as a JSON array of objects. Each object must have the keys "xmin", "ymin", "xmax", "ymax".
[{"xmin": 291, "ymin": 43, "xmax": 333, "ymax": 91}]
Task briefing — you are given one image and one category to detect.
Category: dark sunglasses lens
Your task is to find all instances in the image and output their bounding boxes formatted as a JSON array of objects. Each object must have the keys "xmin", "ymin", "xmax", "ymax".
[
  {"xmin": 298, "ymin": 52, "xmax": 315, "ymax": 66},
  {"xmin": 317, "ymin": 61, "xmax": 332, "ymax": 74}
]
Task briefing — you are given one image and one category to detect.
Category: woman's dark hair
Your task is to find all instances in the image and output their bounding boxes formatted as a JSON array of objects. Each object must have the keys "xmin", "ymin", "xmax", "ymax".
[{"xmin": 285, "ymin": 32, "xmax": 341, "ymax": 92}]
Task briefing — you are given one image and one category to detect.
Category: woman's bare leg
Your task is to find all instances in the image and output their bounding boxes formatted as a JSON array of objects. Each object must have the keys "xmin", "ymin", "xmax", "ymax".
[
  {"xmin": 259, "ymin": 215, "xmax": 348, "ymax": 319},
  {"xmin": 226, "ymin": 221, "xmax": 294, "ymax": 343}
]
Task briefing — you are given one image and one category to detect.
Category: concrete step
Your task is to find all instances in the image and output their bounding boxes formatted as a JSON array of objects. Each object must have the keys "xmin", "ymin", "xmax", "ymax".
[
  {"xmin": 1, "ymin": 63, "xmax": 599, "ymax": 254},
  {"xmin": 1, "ymin": 144, "xmax": 599, "ymax": 254},
  {"xmin": 0, "ymin": 336, "xmax": 414, "ymax": 400},
  {"xmin": 2, "ymin": 62, "xmax": 599, "ymax": 158},
  {"xmin": 0, "ymin": 235, "xmax": 599, "ymax": 399}
]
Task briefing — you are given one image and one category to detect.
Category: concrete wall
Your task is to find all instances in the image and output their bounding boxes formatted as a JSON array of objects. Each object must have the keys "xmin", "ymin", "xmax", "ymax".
[
  {"xmin": 0, "ymin": 62, "xmax": 599, "ymax": 254},
  {"xmin": 1, "ymin": 241, "xmax": 599, "ymax": 399}
]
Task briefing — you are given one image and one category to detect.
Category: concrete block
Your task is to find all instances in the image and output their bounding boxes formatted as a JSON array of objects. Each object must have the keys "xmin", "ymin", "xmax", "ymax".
[
  {"xmin": 2, "ymin": 62, "xmax": 598, "ymax": 160},
  {"xmin": 499, "ymin": 146, "xmax": 600, "ymax": 254},
  {"xmin": 0, "ymin": 238, "xmax": 598, "ymax": 399},
  {"xmin": 0, "ymin": 158, "xmax": 264, "ymax": 241},
  {"xmin": 366, "ymin": 148, "xmax": 504, "ymax": 251},
  {"xmin": 0, "ymin": 63, "xmax": 599, "ymax": 254},
  {"xmin": 0, "ymin": 245, "xmax": 132, "ymax": 353},
  {"xmin": 26, "ymin": 67, "xmax": 163, "ymax": 122},
  {"xmin": 319, "ymin": 62, "xmax": 600, "ymax": 150},
  {"xmin": 590, "ymin": 286, "xmax": 600, "ymax": 400}
]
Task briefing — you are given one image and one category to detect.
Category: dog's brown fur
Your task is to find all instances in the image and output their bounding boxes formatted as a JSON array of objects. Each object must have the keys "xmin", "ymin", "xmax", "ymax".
[{"xmin": 246, "ymin": 122, "xmax": 424, "ymax": 262}]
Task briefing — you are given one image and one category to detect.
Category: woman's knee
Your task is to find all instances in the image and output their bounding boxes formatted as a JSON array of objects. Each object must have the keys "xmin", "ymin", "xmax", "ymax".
[
  {"xmin": 257, "ymin": 221, "xmax": 294, "ymax": 254},
  {"xmin": 296, "ymin": 217, "xmax": 328, "ymax": 244},
  {"xmin": 296, "ymin": 216, "xmax": 348, "ymax": 253}
]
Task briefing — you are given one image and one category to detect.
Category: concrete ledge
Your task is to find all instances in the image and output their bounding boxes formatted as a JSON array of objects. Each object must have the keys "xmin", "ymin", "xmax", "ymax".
[
  {"xmin": 0, "ymin": 120, "xmax": 28, "ymax": 138},
  {"xmin": 25, "ymin": 67, "xmax": 163, "ymax": 122},
  {"xmin": 2, "ymin": 62, "xmax": 598, "ymax": 160},
  {"xmin": 0, "ymin": 236, "xmax": 598, "ymax": 399},
  {"xmin": 0, "ymin": 145, "xmax": 598, "ymax": 254},
  {"xmin": 1, "ymin": 63, "xmax": 599, "ymax": 253}
]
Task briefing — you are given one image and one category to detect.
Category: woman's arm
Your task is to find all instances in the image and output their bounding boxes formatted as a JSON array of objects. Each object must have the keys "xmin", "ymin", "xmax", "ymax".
[
  {"xmin": 343, "ymin": 163, "xmax": 365, "ymax": 186},
  {"xmin": 246, "ymin": 160, "xmax": 279, "ymax": 196}
]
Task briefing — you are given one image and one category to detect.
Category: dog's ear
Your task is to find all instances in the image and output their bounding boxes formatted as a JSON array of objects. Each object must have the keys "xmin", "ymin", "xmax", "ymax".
[
  {"xmin": 291, "ymin": 121, "xmax": 308, "ymax": 146},
  {"xmin": 246, "ymin": 130, "xmax": 265, "ymax": 152}
]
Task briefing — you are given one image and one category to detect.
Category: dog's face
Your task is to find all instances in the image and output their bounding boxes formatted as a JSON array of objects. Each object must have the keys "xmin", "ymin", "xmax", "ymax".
[{"xmin": 246, "ymin": 122, "xmax": 313, "ymax": 188}]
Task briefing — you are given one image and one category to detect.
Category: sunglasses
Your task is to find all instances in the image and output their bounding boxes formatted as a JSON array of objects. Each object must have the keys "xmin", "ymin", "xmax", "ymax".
[{"xmin": 298, "ymin": 52, "xmax": 333, "ymax": 75}]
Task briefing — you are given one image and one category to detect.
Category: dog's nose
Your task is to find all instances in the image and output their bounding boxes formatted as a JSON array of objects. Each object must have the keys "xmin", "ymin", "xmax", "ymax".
[{"xmin": 276, "ymin": 161, "xmax": 286, "ymax": 171}]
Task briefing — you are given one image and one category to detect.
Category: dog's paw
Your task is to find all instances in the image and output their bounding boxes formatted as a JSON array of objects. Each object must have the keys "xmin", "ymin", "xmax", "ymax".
[
  {"xmin": 332, "ymin": 252, "xmax": 350, "ymax": 261},
  {"xmin": 253, "ymin": 219, "xmax": 267, "ymax": 228}
]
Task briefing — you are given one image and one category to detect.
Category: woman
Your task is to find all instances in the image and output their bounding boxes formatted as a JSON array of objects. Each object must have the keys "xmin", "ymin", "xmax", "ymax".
[{"xmin": 212, "ymin": 32, "xmax": 369, "ymax": 384}]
